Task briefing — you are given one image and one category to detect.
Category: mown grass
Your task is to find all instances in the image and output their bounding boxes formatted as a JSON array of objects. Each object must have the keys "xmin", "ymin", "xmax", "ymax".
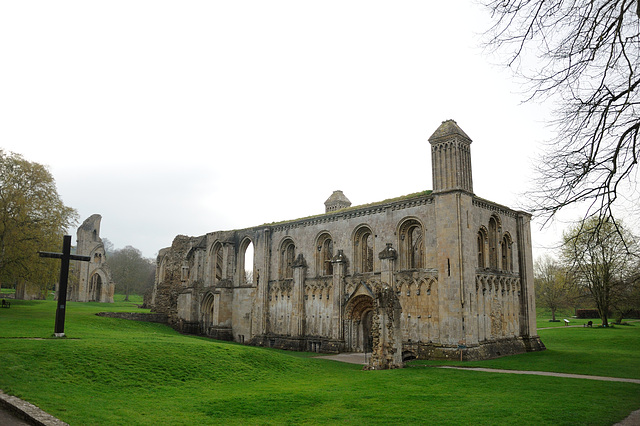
[{"xmin": 1, "ymin": 299, "xmax": 639, "ymax": 425}]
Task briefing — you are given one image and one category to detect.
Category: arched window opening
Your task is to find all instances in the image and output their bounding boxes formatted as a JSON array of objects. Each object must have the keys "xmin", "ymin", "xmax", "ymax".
[
  {"xmin": 316, "ymin": 233, "xmax": 333, "ymax": 276},
  {"xmin": 209, "ymin": 243, "xmax": 223, "ymax": 285},
  {"xmin": 399, "ymin": 219, "xmax": 424, "ymax": 270},
  {"xmin": 280, "ymin": 239, "xmax": 295, "ymax": 279},
  {"xmin": 477, "ymin": 229, "xmax": 486, "ymax": 268},
  {"xmin": 501, "ymin": 234, "xmax": 513, "ymax": 272},
  {"xmin": 354, "ymin": 226, "xmax": 374, "ymax": 273},
  {"xmin": 240, "ymin": 239, "xmax": 254, "ymax": 284},
  {"xmin": 488, "ymin": 217, "xmax": 498, "ymax": 269}
]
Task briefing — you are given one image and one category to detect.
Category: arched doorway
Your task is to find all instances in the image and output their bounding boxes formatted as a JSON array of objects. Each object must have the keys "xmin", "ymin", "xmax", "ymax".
[
  {"xmin": 89, "ymin": 273, "xmax": 102, "ymax": 302},
  {"xmin": 344, "ymin": 294, "xmax": 374, "ymax": 352},
  {"xmin": 201, "ymin": 292, "xmax": 215, "ymax": 335}
]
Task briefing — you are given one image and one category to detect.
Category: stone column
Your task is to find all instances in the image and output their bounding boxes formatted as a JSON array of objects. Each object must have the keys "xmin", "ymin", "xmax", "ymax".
[
  {"xmin": 516, "ymin": 212, "xmax": 537, "ymax": 337},
  {"xmin": 331, "ymin": 249, "xmax": 347, "ymax": 341},
  {"xmin": 366, "ymin": 243, "xmax": 403, "ymax": 370},
  {"xmin": 291, "ymin": 254, "xmax": 307, "ymax": 337},
  {"xmin": 251, "ymin": 228, "xmax": 270, "ymax": 337}
]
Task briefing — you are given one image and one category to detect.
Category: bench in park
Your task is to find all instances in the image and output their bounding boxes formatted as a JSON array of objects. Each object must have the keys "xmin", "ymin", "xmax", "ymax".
[{"xmin": 563, "ymin": 319, "xmax": 570, "ymax": 326}]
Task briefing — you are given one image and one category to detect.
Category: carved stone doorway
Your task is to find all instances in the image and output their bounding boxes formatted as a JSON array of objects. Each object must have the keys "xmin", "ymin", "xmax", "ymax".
[{"xmin": 344, "ymin": 293, "xmax": 374, "ymax": 352}]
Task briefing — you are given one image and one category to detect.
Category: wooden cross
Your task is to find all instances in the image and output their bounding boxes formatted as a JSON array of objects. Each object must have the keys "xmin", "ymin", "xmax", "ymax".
[{"xmin": 39, "ymin": 235, "xmax": 91, "ymax": 337}]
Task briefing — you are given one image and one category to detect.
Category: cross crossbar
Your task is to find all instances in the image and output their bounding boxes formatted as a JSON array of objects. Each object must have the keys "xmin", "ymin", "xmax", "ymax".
[{"xmin": 38, "ymin": 251, "xmax": 91, "ymax": 262}]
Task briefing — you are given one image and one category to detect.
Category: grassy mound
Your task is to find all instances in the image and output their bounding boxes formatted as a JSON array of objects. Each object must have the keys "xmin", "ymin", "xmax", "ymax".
[{"xmin": 1, "ymin": 299, "xmax": 639, "ymax": 425}]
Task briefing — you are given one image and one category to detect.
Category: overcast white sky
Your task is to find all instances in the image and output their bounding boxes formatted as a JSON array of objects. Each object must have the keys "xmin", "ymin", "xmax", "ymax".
[{"xmin": 2, "ymin": 1, "xmax": 569, "ymax": 259}]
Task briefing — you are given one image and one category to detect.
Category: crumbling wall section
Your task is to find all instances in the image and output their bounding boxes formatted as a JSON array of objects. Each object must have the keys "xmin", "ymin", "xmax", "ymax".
[{"xmin": 151, "ymin": 235, "xmax": 193, "ymax": 326}]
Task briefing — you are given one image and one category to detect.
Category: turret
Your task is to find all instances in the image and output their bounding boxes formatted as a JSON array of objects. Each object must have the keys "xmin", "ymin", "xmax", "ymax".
[
  {"xmin": 429, "ymin": 119, "xmax": 473, "ymax": 194},
  {"xmin": 324, "ymin": 190, "xmax": 351, "ymax": 213}
]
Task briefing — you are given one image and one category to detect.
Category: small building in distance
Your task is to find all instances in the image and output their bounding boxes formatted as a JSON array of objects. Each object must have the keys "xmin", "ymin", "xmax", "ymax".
[{"xmin": 150, "ymin": 120, "xmax": 544, "ymax": 364}]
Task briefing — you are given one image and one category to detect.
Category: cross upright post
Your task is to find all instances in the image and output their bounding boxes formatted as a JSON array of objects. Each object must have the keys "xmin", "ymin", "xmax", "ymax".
[{"xmin": 39, "ymin": 235, "xmax": 91, "ymax": 337}]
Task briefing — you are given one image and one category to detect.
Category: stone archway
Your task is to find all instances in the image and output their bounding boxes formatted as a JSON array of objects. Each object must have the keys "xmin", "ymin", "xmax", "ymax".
[
  {"xmin": 89, "ymin": 273, "xmax": 102, "ymax": 302},
  {"xmin": 201, "ymin": 292, "xmax": 215, "ymax": 335},
  {"xmin": 344, "ymin": 294, "xmax": 374, "ymax": 353}
]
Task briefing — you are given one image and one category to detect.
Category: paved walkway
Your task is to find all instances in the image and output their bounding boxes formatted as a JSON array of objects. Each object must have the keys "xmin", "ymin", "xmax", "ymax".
[
  {"xmin": 313, "ymin": 352, "xmax": 368, "ymax": 364},
  {"xmin": 436, "ymin": 366, "xmax": 640, "ymax": 384},
  {"xmin": 0, "ymin": 405, "xmax": 30, "ymax": 426},
  {"xmin": 0, "ymin": 391, "xmax": 67, "ymax": 425}
]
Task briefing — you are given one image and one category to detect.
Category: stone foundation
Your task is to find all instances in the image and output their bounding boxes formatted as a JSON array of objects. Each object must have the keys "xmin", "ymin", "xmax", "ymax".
[
  {"xmin": 250, "ymin": 335, "xmax": 344, "ymax": 353},
  {"xmin": 96, "ymin": 312, "xmax": 168, "ymax": 323},
  {"xmin": 413, "ymin": 336, "xmax": 546, "ymax": 361},
  {"xmin": 202, "ymin": 326, "xmax": 234, "ymax": 341}
]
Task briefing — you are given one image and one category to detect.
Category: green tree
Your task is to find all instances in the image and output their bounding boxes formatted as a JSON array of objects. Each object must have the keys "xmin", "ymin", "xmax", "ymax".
[
  {"xmin": 534, "ymin": 255, "xmax": 574, "ymax": 321},
  {"xmin": 0, "ymin": 150, "xmax": 78, "ymax": 296},
  {"xmin": 561, "ymin": 217, "xmax": 638, "ymax": 327},
  {"xmin": 482, "ymin": 0, "xmax": 639, "ymax": 224},
  {"xmin": 611, "ymin": 271, "xmax": 640, "ymax": 323},
  {"xmin": 107, "ymin": 246, "xmax": 155, "ymax": 301}
]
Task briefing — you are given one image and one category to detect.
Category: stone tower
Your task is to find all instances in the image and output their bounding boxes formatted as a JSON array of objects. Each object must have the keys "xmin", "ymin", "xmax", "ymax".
[
  {"xmin": 71, "ymin": 214, "xmax": 114, "ymax": 303},
  {"xmin": 429, "ymin": 119, "xmax": 473, "ymax": 194},
  {"xmin": 324, "ymin": 190, "xmax": 352, "ymax": 213},
  {"xmin": 429, "ymin": 120, "xmax": 478, "ymax": 347}
]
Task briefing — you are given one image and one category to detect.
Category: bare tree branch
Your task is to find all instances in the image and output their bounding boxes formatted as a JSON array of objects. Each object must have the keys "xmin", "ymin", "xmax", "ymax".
[{"xmin": 482, "ymin": 0, "xmax": 639, "ymax": 231}]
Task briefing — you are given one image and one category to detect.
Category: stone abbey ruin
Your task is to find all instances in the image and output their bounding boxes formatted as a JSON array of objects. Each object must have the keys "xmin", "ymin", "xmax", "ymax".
[
  {"xmin": 150, "ymin": 120, "xmax": 544, "ymax": 368},
  {"xmin": 70, "ymin": 214, "xmax": 115, "ymax": 303}
]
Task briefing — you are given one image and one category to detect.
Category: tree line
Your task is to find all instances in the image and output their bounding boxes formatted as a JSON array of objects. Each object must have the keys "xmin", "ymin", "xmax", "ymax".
[
  {"xmin": 102, "ymin": 240, "xmax": 155, "ymax": 301},
  {"xmin": 535, "ymin": 217, "xmax": 640, "ymax": 326}
]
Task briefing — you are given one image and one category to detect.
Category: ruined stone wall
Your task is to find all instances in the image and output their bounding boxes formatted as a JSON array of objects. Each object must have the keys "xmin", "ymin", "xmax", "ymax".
[
  {"xmin": 150, "ymin": 120, "xmax": 544, "ymax": 360},
  {"xmin": 73, "ymin": 215, "xmax": 115, "ymax": 303},
  {"xmin": 150, "ymin": 190, "xmax": 542, "ymax": 359},
  {"xmin": 152, "ymin": 236, "xmax": 192, "ymax": 326}
]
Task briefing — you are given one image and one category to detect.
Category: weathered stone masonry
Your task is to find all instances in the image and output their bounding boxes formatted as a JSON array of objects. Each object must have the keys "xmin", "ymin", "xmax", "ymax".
[{"xmin": 150, "ymin": 120, "xmax": 545, "ymax": 366}]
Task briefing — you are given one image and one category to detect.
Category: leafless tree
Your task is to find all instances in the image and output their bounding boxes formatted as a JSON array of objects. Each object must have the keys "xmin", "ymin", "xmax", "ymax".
[{"xmin": 482, "ymin": 0, "xmax": 639, "ymax": 227}]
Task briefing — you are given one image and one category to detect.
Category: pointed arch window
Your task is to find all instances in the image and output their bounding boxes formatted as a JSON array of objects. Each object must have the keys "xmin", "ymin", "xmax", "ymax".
[
  {"xmin": 209, "ymin": 242, "xmax": 223, "ymax": 285},
  {"xmin": 239, "ymin": 238, "xmax": 254, "ymax": 284}
]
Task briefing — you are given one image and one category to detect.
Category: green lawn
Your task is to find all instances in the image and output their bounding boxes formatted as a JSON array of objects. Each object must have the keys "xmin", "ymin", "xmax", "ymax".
[{"xmin": 1, "ymin": 299, "xmax": 639, "ymax": 425}]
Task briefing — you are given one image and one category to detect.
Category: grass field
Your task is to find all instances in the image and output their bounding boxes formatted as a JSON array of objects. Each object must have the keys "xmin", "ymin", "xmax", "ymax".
[{"xmin": 0, "ymin": 298, "xmax": 639, "ymax": 425}]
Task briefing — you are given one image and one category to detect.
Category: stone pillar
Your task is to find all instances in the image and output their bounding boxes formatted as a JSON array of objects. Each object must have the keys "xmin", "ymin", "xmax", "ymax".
[
  {"xmin": 331, "ymin": 250, "xmax": 347, "ymax": 341},
  {"xmin": 291, "ymin": 254, "xmax": 307, "ymax": 337},
  {"xmin": 517, "ymin": 212, "xmax": 537, "ymax": 337},
  {"xmin": 366, "ymin": 244, "xmax": 403, "ymax": 370},
  {"xmin": 222, "ymin": 242, "xmax": 235, "ymax": 282},
  {"xmin": 251, "ymin": 229, "xmax": 270, "ymax": 337}
]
